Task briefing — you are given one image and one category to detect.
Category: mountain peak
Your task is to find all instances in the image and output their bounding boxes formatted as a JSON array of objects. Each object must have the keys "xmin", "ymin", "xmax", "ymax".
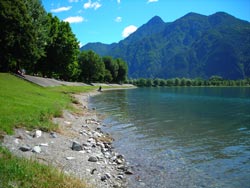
[
  {"xmin": 146, "ymin": 15, "xmax": 164, "ymax": 25},
  {"xmin": 180, "ymin": 12, "xmax": 207, "ymax": 20}
]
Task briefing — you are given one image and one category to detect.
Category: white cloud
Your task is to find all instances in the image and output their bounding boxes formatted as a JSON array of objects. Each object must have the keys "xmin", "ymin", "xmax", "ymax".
[
  {"xmin": 117, "ymin": 0, "xmax": 121, "ymax": 4},
  {"xmin": 64, "ymin": 16, "xmax": 85, "ymax": 23},
  {"xmin": 51, "ymin": 6, "xmax": 72, "ymax": 13},
  {"xmin": 115, "ymin": 16, "xmax": 122, "ymax": 22},
  {"xmin": 69, "ymin": 0, "xmax": 79, "ymax": 2},
  {"xmin": 79, "ymin": 42, "xmax": 84, "ymax": 48},
  {"xmin": 147, "ymin": 0, "xmax": 158, "ymax": 3},
  {"xmin": 122, "ymin": 25, "xmax": 137, "ymax": 38},
  {"xmin": 84, "ymin": 0, "xmax": 102, "ymax": 10}
]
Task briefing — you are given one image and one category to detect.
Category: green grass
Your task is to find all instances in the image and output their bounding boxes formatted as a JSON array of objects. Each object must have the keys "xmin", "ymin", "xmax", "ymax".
[
  {"xmin": 0, "ymin": 147, "xmax": 89, "ymax": 188},
  {"xmin": 0, "ymin": 73, "xmax": 97, "ymax": 134}
]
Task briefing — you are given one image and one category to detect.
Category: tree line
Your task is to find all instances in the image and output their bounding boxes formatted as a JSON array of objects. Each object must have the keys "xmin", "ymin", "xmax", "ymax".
[
  {"xmin": 0, "ymin": 0, "xmax": 128, "ymax": 83},
  {"xmin": 127, "ymin": 76, "xmax": 250, "ymax": 87}
]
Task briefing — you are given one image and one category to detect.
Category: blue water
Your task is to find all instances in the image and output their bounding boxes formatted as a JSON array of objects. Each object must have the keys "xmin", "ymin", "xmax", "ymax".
[{"xmin": 89, "ymin": 87, "xmax": 250, "ymax": 188}]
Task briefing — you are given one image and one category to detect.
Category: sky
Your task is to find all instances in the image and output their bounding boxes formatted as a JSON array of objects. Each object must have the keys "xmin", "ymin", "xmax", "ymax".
[{"xmin": 41, "ymin": 0, "xmax": 250, "ymax": 46}]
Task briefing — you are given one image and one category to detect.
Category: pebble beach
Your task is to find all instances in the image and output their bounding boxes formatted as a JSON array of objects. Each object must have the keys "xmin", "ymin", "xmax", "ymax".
[{"xmin": 3, "ymin": 91, "xmax": 134, "ymax": 188}]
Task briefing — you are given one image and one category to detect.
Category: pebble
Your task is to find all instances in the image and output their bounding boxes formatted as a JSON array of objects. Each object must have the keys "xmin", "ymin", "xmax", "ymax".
[
  {"xmin": 34, "ymin": 130, "xmax": 42, "ymax": 138},
  {"xmin": 64, "ymin": 121, "xmax": 71, "ymax": 125},
  {"xmin": 50, "ymin": 132, "xmax": 57, "ymax": 138},
  {"xmin": 72, "ymin": 141, "xmax": 83, "ymax": 151},
  {"xmin": 101, "ymin": 175, "xmax": 107, "ymax": 181},
  {"xmin": 14, "ymin": 139, "xmax": 19, "ymax": 144},
  {"xmin": 105, "ymin": 173, "xmax": 111, "ymax": 179},
  {"xmin": 125, "ymin": 169, "xmax": 134, "ymax": 175},
  {"xmin": 32, "ymin": 146, "xmax": 41, "ymax": 153},
  {"xmin": 19, "ymin": 146, "xmax": 31, "ymax": 152},
  {"xmin": 40, "ymin": 143, "xmax": 49, "ymax": 147},
  {"xmin": 117, "ymin": 175, "xmax": 124, "ymax": 180},
  {"xmin": 66, "ymin": 156, "xmax": 75, "ymax": 160},
  {"xmin": 88, "ymin": 156, "xmax": 98, "ymax": 162}
]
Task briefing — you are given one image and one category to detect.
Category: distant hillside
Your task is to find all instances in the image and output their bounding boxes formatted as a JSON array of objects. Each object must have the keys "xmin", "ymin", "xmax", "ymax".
[{"xmin": 81, "ymin": 12, "xmax": 250, "ymax": 79}]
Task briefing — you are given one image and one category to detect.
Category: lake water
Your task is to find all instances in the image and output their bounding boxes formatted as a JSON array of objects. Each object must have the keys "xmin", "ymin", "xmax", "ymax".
[{"xmin": 89, "ymin": 87, "xmax": 250, "ymax": 188}]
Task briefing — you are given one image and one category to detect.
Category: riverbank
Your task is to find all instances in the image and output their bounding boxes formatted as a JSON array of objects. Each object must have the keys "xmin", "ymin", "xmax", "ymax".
[{"xmin": 2, "ymin": 90, "xmax": 134, "ymax": 188}]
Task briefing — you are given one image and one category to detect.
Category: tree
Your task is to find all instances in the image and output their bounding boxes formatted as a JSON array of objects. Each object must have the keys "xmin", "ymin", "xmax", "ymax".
[
  {"xmin": 23, "ymin": 0, "xmax": 49, "ymax": 73},
  {"xmin": 0, "ymin": 0, "xmax": 34, "ymax": 72},
  {"xmin": 79, "ymin": 51, "xmax": 105, "ymax": 83},
  {"xmin": 115, "ymin": 58, "xmax": 128, "ymax": 83},
  {"xmin": 166, "ymin": 79, "xmax": 174, "ymax": 86},
  {"xmin": 137, "ymin": 78, "xmax": 146, "ymax": 86},
  {"xmin": 102, "ymin": 56, "xmax": 118, "ymax": 82},
  {"xmin": 146, "ymin": 79, "xmax": 153, "ymax": 87},
  {"xmin": 37, "ymin": 14, "xmax": 80, "ymax": 80},
  {"xmin": 174, "ymin": 78, "xmax": 181, "ymax": 86},
  {"xmin": 153, "ymin": 78, "xmax": 160, "ymax": 86}
]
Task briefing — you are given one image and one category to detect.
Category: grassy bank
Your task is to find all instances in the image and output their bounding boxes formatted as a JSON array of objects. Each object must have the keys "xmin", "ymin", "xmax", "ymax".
[
  {"xmin": 0, "ymin": 73, "xmax": 97, "ymax": 134},
  {"xmin": 0, "ymin": 73, "xmax": 99, "ymax": 188}
]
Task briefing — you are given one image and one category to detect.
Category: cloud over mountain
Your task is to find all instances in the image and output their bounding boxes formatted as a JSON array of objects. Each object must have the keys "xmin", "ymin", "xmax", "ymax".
[{"xmin": 122, "ymin": 25, "xmax": 138, "ymax": 38}]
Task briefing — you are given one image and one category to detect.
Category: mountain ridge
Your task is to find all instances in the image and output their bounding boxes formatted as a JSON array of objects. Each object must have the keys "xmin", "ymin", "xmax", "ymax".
[{"xmin": 81, "ymin": 12, "xmax": 250, "ymax": 79}]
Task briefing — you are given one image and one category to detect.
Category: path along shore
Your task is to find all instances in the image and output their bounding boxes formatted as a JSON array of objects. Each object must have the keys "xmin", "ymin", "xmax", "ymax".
[{"xmin": 3, "ymin": 89, "xmax": 136, "ymax": 188}]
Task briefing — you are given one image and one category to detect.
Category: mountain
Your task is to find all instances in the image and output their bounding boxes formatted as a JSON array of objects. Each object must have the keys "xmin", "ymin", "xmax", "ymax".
[{"xmin": 81, "ymin": 12, "xmax": 250, "ymax": 79}]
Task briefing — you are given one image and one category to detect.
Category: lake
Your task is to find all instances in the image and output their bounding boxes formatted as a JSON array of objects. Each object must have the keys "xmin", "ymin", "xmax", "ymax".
[{"xmin": 89, "ymin": 87, "xmax": 250, "ymax": 188}]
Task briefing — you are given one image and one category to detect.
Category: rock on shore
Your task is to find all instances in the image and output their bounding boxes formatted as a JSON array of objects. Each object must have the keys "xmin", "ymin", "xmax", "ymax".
[{"xmin": 3, "ymin": 92, "xmax": 133, "ymax": 188}]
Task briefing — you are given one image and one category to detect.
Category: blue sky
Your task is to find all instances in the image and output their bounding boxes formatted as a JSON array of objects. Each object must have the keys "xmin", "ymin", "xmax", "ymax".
[{"xmin": 41, "ymin": 0, "xmax": 250, "ymax": 46}]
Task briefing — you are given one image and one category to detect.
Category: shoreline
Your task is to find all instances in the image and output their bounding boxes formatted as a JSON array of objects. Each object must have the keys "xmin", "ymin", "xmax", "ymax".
[{"xmin": 3, "ymin": 90, "xmax": 135, "ymax": 188}]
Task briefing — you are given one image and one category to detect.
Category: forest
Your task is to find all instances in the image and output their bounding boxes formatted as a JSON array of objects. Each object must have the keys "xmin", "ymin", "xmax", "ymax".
[{"xmin": 0, "ymin": 0, "xmax": 128, "ymax": 83}]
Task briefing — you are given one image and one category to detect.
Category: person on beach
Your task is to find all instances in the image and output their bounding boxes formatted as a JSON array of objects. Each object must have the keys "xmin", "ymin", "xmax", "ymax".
[{"xmin": 98, "ymin": 86, "xmax": 102, "ymax": 92}]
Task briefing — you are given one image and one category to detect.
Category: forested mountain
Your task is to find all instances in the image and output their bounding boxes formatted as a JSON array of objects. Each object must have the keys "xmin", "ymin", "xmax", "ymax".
[{"xmin": 81, "ymin": 12, "xmax": 250, "ymax": 79}]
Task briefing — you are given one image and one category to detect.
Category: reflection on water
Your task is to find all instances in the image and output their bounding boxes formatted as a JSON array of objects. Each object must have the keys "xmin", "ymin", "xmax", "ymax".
[{"xmin": 90, "ymin": 87, "xmax": 250, "ymax": 188}]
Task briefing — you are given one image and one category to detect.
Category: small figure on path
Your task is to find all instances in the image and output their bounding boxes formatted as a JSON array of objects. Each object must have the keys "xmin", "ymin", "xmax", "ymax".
[{"xmin": 98, "ymin": 86, "xmax": 102, "ymax": 92}]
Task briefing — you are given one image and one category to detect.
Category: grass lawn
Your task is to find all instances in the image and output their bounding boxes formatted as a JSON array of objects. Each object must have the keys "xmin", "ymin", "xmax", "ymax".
[
  {"xmin": 0, "ymin": 73, "xmax": 97, "ymax": 134},
  {"xmin": 0, "ymin": 73, "xmax": 98, "ymax": 188}
]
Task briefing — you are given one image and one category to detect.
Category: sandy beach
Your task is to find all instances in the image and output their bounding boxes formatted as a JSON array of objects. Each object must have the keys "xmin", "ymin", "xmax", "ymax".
[{"xmin": 3, "ymin": 90, "xmax": 135, "ymax": 188}]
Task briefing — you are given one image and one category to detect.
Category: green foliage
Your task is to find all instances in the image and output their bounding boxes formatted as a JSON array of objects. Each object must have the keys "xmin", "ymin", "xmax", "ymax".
[
  {"xmin": 23, "ymin": 0, "xmax": 49, "ymax": 72},
  {"xmin": 115, "ymin": 58, "xmax": 128, "ymax": 83},
  {"xmin": 36, "ymin": 14, "xmax": 80, "ymax": 80},
  {"xmin": 0, "ymin": 1, "xmax": 80, "ymax": 81},
  {"xmin": 78, "ymin": 51, "xmax": 105, "ymax": 83},
  {"xmin": 0, "ymin": 0, "xmax": 34, "ymax": 72},
  {"xmin": 102, "ymin": 56, "xmax": 118, "ymax": 82},
  {"xmin": 79, "ymin": 51, "xmax": 128, "ymax": 83}
]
